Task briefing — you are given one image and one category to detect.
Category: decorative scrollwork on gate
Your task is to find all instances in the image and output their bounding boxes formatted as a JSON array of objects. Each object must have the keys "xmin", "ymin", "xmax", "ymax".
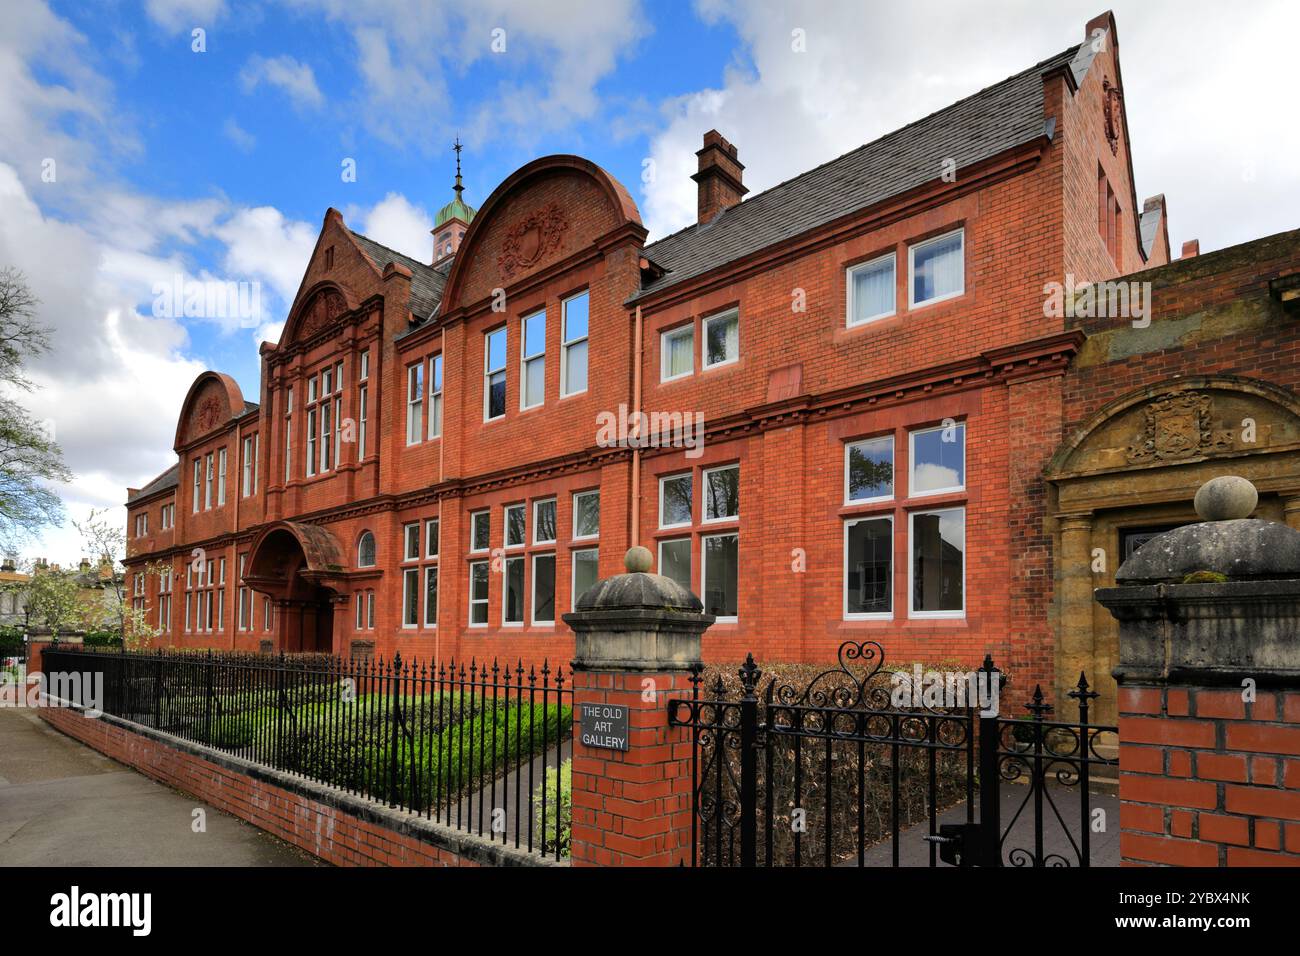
[
  {"xmin": 668, "ymin": 643, "xmax": 1118, "ymax": 868},
  {"xmin": 767, "ymin": 639, "xmax": 889, "ymax": 710}
]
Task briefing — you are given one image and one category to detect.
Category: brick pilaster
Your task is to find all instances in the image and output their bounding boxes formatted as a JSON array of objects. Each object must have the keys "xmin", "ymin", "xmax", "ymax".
[
  {"xmin": 563, "ymin": 547, "xmax": 713, "ymax": 867},
  {"xmin": 569, "ymin": 669, "xmax": 698, "ymax": 866}
]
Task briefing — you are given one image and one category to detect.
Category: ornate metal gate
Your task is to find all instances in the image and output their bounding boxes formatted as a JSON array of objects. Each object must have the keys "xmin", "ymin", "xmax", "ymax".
[{"xmin": 667, "ymin": 641, "xmax": 1117, "ymax": 867}]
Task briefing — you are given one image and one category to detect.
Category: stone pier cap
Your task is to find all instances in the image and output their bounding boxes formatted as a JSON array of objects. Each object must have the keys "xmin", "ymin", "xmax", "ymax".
[
  {"xmin": 563, "ymin": 546, "xmax": 713, "ymax": 672},
  {"xmin": 1097, "ymin": 476, "xmax": 1300, "ymax": 685}
]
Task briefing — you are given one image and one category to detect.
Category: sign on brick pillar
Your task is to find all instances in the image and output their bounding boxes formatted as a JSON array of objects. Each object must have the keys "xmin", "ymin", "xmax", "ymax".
[
  {"xmin": 1098, "ymin": 476, "xmax": 1300, "ymax": 866},
  {"xmin": 563, "ymin": 546, "xmax": 714, "ymax": 867}
]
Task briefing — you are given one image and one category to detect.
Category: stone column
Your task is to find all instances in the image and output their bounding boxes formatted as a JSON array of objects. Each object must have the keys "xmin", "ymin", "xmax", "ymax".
[
  {"xmin": 1282, "ymin": 493, "xmax": 1300, "ymax": 532},
  {"xmin": 1098, "ymin": 477, "xmax": 1300, "ymax": 866},
  {"xmin": 1057, "ymin": 512, "xmax": 1095, "ymax": 714},
  {"xmin": 562, "ymin": 547, "xmax": 714, "ymax": 867}
]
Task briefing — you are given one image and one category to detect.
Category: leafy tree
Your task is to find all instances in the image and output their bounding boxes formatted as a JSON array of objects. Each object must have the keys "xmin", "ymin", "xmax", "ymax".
[
  {"xmin": 23, "ymin": 564, "xmax": 81, "ymax": 642},
  {"xmin": 74, "ymin": 508, "xmax": 165, "ymax": 649},
  {"xmin": 0, "ymin": 268, "xmax": 71, "ymax": 550}
]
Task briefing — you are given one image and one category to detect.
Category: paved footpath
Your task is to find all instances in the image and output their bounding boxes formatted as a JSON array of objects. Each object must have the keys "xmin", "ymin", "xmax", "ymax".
[
  {"xmin": 0, "ymin": 707, "xmax": 320, "ymax": 866},
  {"xmin": 845, "ymin": 781, "xmax": 1120, "ymax": 867}
]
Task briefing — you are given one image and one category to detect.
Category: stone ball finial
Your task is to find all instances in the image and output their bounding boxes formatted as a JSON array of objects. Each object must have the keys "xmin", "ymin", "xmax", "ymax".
[
  {"xmin": 624, "ymin": 545, "xmax": 654, "ymax": 573},
  {"xmin": 1194, "ymin": 476, "xmax": 1258, "ymax": 521}
]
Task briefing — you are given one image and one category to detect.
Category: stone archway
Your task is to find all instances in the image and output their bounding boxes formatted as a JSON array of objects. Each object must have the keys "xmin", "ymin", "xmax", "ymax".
[
  {"xmin": 243, "ymin": 521, "xmax": 349, "ymax": 655},
  {"xmin": 1046, "ymin": 375, "xmax": 1300, "ymax": 724}
]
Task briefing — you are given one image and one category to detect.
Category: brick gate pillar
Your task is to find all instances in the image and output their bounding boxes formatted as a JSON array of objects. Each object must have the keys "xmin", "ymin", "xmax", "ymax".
[
  {"xmin": 563, "ymin": 546, "xmax": 714, "ymax": 866},
  {"xmin": 1098, "ymin": 477, "xmax": 1300, "ymax": 866}
]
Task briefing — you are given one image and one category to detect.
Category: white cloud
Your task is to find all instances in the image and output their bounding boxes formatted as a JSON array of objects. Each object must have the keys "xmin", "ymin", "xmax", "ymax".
[
  {"xmin": 239, "ymin": 54, "xmax": 326, "ymax": 111},
  {"xmin": 642, "ymin": 0, "xmax": 1300, "ymax": 251},
  {"xmin": 350, "ymin": 192, "xmax": 434, "ymax": 262},
  {"xmin": 214, "ymin": 206, "xmax": 318, "ymax": 304},
  {"xmin": 0, "ymin": 163, "xmax": 206, "ymax": 563},
  {"xmin": 284, "ymin": 0, "xmax": 648, "ymax": 151},
  {"xmin": 143, "ymin": 0, "xmax": 227, "ymax": 34},
  {"xmin": 0, "ymin": 3, "xmax": 312, "ymax": 564},
  {"xmin": 223, "ymin": 117, "xmax": 256, "ymax": 152}
]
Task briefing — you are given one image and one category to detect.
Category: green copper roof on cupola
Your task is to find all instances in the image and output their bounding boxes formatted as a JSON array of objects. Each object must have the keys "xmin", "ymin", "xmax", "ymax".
[{"xmin": 435, "ymin": 137, "xmax": 476, "ymax": 227}]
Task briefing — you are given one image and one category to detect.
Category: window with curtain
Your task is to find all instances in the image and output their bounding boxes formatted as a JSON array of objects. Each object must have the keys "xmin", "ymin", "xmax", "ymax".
[
  {"xmin": 661, "ymin": 325, "xmax": 694, "ymax": 380},
  {"xmin": 848, "ymin": 253, "xmax": 896, "ymax": 326}
]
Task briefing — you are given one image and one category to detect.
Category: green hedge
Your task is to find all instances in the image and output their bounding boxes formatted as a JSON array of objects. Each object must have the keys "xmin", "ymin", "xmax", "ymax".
[
  {"xmin": 288, "ymin": 695, "xmax": 571, "ymax": 811},
  {"xmin": 183, "ymin": 684, "xmax": 570, "ymax": 813}
]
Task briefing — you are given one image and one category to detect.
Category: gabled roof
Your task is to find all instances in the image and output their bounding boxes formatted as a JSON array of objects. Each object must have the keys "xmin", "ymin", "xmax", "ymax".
[
  {"xmin": 633, "ymin": 45, "xmax": 1080, "ymax": 303},
  {"xmin": 349, "ymin": 230, "xmax": 447, "ymax": 318},
  {"xmin": 127, "ymin": 464, "xmax": 179, "ymax": 504}
]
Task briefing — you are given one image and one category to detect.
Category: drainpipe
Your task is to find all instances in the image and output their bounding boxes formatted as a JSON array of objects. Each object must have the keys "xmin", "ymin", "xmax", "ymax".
[
  {"xmin": 631, "ymin": 305, "xmax": 643, "ymax": 548},
  {"xmin": 437, "ymin": 326, "xmax": 445, "ymax": 665}
]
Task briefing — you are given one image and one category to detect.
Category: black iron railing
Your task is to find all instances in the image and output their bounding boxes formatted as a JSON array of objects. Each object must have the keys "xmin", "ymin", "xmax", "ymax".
[
  {"xmin": 668, "ymin": 641, "xmax": 1118, "ymax": 867},
  {"xmin": 41, "ymin": 647, "xmax": 573, "ymax": 860}
]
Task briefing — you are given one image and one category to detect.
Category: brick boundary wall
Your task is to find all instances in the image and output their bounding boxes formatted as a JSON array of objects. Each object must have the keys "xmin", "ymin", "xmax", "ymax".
[
  {"xmin": 1118, "ymin": 685, "xmax": 1300, "ymax": 866},
  {"xmin": 38, "ymin": 704, "xmax": 560, "ymax": 869}
]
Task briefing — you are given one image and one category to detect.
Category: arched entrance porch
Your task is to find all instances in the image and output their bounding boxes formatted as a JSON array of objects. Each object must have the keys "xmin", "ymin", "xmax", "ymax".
[
  {"xmin": 243, "ymin": 521, "xmax": 349, "ymax": 655},
  {"xmin": 1046, "ymin": 375, "xmax": 1300, "ymax": 725}
]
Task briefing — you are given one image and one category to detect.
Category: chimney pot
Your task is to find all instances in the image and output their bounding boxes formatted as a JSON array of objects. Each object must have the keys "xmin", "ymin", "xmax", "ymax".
[{"xmin": 691, "ymin": 129, "xmax": 747, "ymax": 225}]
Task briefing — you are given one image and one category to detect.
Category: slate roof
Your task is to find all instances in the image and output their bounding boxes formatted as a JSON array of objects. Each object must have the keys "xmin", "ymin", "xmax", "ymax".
[
  {"xmin": 127, "ymin": 464, "xmax": 179, "ymax": 504},
  {"xmin": 633, "ymin": 44, "xmax": 1082, "ymax": 303},
  {"xmin": 349, "ymin": 230, "xmax": 447, "ymax": 318},
  {"xmin": 395, "ymin": 255, "xmax": 458, "ymax": 340}
]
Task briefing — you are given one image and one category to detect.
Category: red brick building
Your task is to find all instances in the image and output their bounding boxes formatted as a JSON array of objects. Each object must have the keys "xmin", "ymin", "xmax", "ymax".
[{"xmin": 125, "ymin": 12, "xmax": 1177, "ymax": 696}]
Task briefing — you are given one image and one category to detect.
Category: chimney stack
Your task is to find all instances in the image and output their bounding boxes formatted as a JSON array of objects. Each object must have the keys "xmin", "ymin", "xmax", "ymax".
[
  {"xmin": 1180, "ymin": 239, "xmax": 1200, "ymax": 259},
  {"xmin": 692, "ymin": 130, "xmax": 747, "ymax": 225}
]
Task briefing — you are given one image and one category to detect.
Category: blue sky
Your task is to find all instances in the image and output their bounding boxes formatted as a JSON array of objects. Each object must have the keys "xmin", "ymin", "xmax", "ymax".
[{"xmin": 2, "ymin": 0, "xmax": 1297, "ymax": 562}]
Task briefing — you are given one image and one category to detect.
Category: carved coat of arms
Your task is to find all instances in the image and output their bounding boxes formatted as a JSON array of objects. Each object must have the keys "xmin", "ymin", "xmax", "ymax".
[
  {"xmin": 188, "ymin": 394, "xmax": 224, "ymax": 440},
  {"xmin": 1126, "ymin": 392, "xmax": 1234, "ymax": 463},
  {"xmin": 297, "ymin": 289, "xmax": 346, "ymax": 339},
  {"xmin": 497, "ymin": 203, "xmax": 568, "ymax": 279}
]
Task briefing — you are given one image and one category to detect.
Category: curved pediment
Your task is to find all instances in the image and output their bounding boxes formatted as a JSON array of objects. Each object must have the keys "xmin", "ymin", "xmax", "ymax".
[
  {"xmin": 439, "ymin": 155, "xmax": 643, "ymax": 314},
  {"xmin": 174, "ymin": 371, "xmax": 246, "ymax": 450},
  {"xmin": 283, "ymin": 282, "xmax": 357, "ymax": 347},
  {"xmin": 1048, "ymin": 376, "xmax": 1300, "ymax": 481}
]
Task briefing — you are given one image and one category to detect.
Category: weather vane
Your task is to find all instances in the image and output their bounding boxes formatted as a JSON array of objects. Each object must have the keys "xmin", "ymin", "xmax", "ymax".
[{"xmin": 453, "ymin": 136, "xmax": 464, "ymax": 200}]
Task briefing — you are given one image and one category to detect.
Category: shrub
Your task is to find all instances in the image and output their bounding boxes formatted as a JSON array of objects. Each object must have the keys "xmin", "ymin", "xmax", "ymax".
[
  {"xmin": 83, "ymin": 631, "xmax": 123, "ymax": 648},
  {"xmin": 533, "ymin": 758, "xmax": 572, "ymax": 858}
]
